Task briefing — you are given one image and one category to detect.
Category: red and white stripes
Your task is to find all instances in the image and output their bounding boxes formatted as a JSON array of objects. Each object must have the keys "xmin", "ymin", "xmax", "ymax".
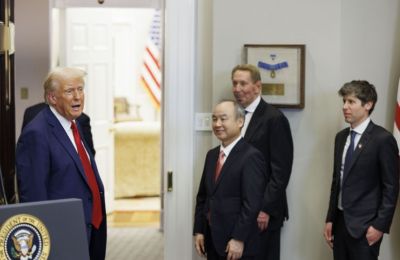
[{"xmin": 140, "ymin": 10, "xmax": 162, "ymax": 109}]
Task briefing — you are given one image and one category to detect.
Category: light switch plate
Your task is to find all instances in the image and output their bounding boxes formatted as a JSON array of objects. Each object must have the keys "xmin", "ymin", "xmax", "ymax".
[
  {"xmin": 21, "ymin": 87, "xmax": 28, "ymax": 99},
  {"xmin": 195, "ymin": 113, "xmax": 212, "ymax": 131}
]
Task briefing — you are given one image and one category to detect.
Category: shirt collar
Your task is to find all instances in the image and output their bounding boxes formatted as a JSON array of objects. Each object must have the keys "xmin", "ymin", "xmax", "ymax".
[
  {"xmin": 49, "ymin": 106, "xmax": 75, "ymax": 131},
  {"xmin": 351, "ymin": 117, "xmax": 370, "ymax": 135},
  {"xmin": 220, "ymin": 136, "xmax": 242, "ymax": 157},
  {"xmin": 244, "ymin": 95, "xmax": 261, "ymax": 113}
]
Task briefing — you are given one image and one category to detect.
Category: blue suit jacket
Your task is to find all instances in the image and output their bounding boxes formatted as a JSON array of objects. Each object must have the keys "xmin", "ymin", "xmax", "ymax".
[
  {"xmin": 16, "ymin": 106, "xmax": 106, "ymax": 237},
  {"xmin": 22, "ymin": 102, "xmax": 96, "ymax": 156}
]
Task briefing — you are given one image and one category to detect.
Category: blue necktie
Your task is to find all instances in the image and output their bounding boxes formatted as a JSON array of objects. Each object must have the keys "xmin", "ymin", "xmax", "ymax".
[{"xmin": 343, "ymin": 130, "xmax": 356, "ymax": 175}]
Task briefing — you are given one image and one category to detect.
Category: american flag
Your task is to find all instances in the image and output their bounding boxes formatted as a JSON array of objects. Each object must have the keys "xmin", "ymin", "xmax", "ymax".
[
  {"xmin": 140, "ymin": 10, "xmax": 162, "ymax": 109},
  {"xmin": 394, "ymin": 79, "xmax": 400, "ymax": 155}
]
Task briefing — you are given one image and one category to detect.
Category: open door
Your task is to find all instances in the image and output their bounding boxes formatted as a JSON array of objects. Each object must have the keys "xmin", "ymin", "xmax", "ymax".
[
  {"xmin": 60, "ymin": 8, "xmax": 115, "ymax": 213},
  {"xmin": 54, "ymin": 1, "xmax": 197, "ymax": 259}
]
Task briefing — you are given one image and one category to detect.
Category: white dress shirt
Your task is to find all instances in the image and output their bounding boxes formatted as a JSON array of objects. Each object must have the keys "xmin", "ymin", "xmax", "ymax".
[
  {"xmin": 241, "ymin": 95, "xmax": 261, "ymax": 136},
  {"xmin": 338, "ymin": 117, "xmax": 371, "ymax": 209}
]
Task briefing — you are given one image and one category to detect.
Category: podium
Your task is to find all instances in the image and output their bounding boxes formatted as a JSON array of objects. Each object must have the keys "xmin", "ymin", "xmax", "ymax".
[{"xmin": 0, "ymin": 198, "xmax": 90, "ymax": 259}]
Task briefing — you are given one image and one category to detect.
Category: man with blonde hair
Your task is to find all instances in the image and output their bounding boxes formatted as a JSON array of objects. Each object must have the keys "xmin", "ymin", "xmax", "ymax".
[{"xmin": 16, "ymin": 67, "xmax": 107, "ymax": 260}]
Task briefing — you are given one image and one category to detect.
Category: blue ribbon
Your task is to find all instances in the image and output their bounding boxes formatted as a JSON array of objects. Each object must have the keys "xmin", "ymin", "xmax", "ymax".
[{"xmin": 258, "ymin": 61, "xmax": 289, "ymax": 71}]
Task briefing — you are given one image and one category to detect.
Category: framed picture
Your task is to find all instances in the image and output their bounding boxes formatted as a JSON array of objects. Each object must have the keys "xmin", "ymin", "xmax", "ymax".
[{"xmin": 244, "ymin": 44, "xmax": 305, "ymax": 108}]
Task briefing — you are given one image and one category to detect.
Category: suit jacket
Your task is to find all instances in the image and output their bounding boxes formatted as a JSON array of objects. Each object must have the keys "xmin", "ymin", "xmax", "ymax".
[
  {"xmin": 22, "ymin": 102, "xmax": 96, "ymax": 156},
  {"xmin": 16, "ymin": 106, "xmax": 106, "ymax": 244},
  {"xmin": 193, "ymin": 138, "xmax": 266, "ymax": 257},
  {"xmin": 326, "ymin": 121, "xmax": 399, "ymax": 238},
  {"xmin": 244, "ymin": 98, "xmax": 293, "ymax": 230}
]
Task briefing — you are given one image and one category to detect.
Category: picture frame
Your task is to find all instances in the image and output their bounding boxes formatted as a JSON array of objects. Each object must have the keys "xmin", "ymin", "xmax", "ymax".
[{"xmin": 244, "ymin": 44, "xmax": 305, "ymax": 109}]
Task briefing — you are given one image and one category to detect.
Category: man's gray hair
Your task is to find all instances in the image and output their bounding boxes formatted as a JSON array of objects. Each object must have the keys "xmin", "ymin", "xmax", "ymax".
[{"xmin": 217, "ymin": 99, "xmax": 245, "ymax": 120}]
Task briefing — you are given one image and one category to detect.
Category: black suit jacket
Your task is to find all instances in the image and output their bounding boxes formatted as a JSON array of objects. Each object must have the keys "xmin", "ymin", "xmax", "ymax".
[
  {"xmin": 244, "ymin": 98, "xmax": 293, "ymax": 230},
  {"xmin": 22, "ymin": 102, "xmax": 96, "ymax": 156},
  {"xmin": 193, "ymin": 138, "xmax": 266, "ymax": 257},
  {"xmin": 326, "ymin": 121, "xmax": 399, "ymax": 238}
]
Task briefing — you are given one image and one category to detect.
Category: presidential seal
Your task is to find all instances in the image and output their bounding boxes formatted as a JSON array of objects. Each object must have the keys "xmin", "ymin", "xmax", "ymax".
[{"xmin": 0, "ymin": 214, "xmax": 50, "ymax": 260}]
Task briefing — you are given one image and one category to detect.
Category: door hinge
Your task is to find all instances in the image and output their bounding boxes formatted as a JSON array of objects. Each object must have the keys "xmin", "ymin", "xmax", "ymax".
[{"xmin": 0, "ymin": 21, "xmax": 15, "ymax": 54}]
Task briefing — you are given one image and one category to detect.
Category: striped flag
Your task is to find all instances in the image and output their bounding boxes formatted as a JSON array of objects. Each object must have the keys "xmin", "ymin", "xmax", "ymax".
[
  {"xmin": 140, "ymin": 10, "xmax": 162, "ymax": 109},
  {"xmin": 394, "ymin": 78, "xmax": 400, "ymax": 154}
]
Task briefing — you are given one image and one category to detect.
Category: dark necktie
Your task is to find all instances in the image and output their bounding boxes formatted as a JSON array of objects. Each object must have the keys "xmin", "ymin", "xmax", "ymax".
[
  {"xmin": 343, "ymin": 130, "xmax": 356, "ymax": 175},
  {"xmin": 71, "ymin": 121, "xmax": 103, "ymax": 229},
  {"xmin": 214, "ymin": 150, "xmax": 225, "ymax": 182}
]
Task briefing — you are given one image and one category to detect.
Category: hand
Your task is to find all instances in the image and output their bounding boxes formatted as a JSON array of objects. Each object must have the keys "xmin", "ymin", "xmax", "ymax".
[
  {"xmin": 323, "ymin": 222, "xmax": 334, "ymax": 249},
  {"xmin": 366, "ymin": 226, "xmax": 383, "ymax": 246},
  {"xmin": 225, "ymin": 239, "xmax": 244, "ymax": 260},
  {"xmin": 257, "ymin": 211, "xmax": 270, "ymax": 231},
  {"xmin": 194, "ymin": 233, "xmax": 206, "ymax": 258}
]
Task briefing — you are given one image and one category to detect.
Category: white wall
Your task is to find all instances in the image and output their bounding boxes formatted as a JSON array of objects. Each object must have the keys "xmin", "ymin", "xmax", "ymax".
[
  {"xmin": 211, "ymin": 0, "xmax": 400, "ymax": 260},
  {"xmin": 15, "ymin": 0, "xmax": 51, "ymax": 139},
  {"xmin": 193, "ymin": 0, "xmax": 213, "ymax": 257},
  {"xmin": 341, "ymin": 1, "xmax": 400, "ymax": 127}
]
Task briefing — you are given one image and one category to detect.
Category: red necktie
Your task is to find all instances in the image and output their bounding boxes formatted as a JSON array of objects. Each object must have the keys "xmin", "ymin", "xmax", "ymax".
[
  {"xmin": 214, "ymin": 150, "xmax": 225, "ymax": 182},
  {"xmin": 71, "ymin": 121, "xmax": 103, "ymax": 229},
  {"xmin": 208, "ymin": 150, "xmax": 226, "ymax": 224}
]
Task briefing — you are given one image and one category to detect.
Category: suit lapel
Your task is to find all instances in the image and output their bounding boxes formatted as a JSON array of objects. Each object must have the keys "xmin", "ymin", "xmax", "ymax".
[
  {"xmin": 335, "ymin": 130, "xmax": 348, "ymax": 176},
  {"xmin": 44, "ymin": 108, "xmax": 89, "ymax": 184},
  {"xmin": 212, "ymin": 139, "xmax": 244, "ymax": 193},
  {"xmin": 343, "ymin": 121, "xmax": 374, "ymax": 182},
  {"xmin": 206, "ymin": 147, "xmax": 219, "ymax": 192},
  {"xmin": 244, "ymin": 99, "xmax": 266, "ymax": 141}
]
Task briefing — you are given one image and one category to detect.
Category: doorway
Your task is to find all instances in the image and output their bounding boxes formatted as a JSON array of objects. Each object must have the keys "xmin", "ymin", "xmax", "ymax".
[
  {"xmin": 52, "ymin": 8, "xmax": 161, "ymax": 225},
  {"xmin": 51, "ymin": 6, "xmax": 163, "ymax": 259},
  {"xmin": 14, "ymin": 0, "xmax": 197, "ymax": 259}
]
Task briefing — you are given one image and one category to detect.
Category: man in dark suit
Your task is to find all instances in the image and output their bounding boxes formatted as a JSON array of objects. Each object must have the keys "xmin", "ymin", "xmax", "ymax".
[
  {"xmin": 231, "ymin": 64, "xmax": 293, "ymax": 260},
  {"xmin": 16, "ymin": 67, "xmax": 107, "ymax": 260},
  {"xmin": 324, "ymin": 80, "xmax": 399, "ymax": 260},
  {"xmin": 22, "ymin": 102, "xmax": 95, "ymax": 156},
  {"xmin": 194, "ymin": 100, "xmax": 266, "ymax": 260}
]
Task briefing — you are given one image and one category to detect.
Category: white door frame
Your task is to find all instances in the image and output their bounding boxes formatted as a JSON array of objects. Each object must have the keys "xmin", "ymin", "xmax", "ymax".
[
  {"xmin": 163, "ymin": 0, "xmax": 196, "ymax": 259},
  {"xmin": 53, "ymin": 0, "xmax": 198, "ymax": 259}
]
